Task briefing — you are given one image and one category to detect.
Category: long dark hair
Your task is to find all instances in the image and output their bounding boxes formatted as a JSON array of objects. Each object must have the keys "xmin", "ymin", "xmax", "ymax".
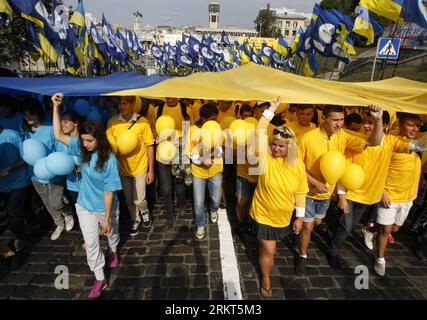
[
  {"xmin": 22, "ymin": 98, "xmax": 45, "ymax": 133},
  {"xmin": 79, "ymin": 120, "xmax": 112, "ymax": 171}
]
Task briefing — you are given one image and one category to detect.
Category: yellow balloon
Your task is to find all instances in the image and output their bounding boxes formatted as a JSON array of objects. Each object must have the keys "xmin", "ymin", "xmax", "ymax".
[
  {"xmin": 155, "ymin": 115, "xmax": 175, "ymax": 139},
  {"xmin": 201, "ymin": 120, "xmax": 222, "ymax": 148},
  {"xmin": 157, "ymin": 141, "xmax": 177, "ymax": 163},
  {"xmin": 133, "ymin": 96, "xmax": 142, "ymax": 113},
  {"xmin": 117, "ymin": 130, "xmax": 138, "ymax": 155},
  {"xmin": 340, "ymin": 163, "xmax": 365, "ymax": 192},
  {"xmin": 229, "ymin": 119, "xmax": 249, "ymax": 145},
  {"xmin": 190, "ymin": 125, "xmax": 201, "ymax": 144},
  {"xmin": 320, "ymin": 151, "xmax": 346, "ymax": 185},
  {"xmin": 244, "ymin": 117, "xmax": 258, "ymax": 126},
  {"xmin": 220, "ymin": 116, "xmax": 236, "ymax": 130}
]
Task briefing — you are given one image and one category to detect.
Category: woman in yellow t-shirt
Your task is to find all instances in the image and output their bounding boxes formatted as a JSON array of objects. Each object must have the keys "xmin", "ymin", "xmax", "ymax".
[{"xmin": 249, "ymin": 98, "xmax": 309, "ymax": 298}]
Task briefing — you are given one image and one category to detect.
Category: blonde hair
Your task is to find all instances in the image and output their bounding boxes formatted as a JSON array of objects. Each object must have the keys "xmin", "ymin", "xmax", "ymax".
[{"xmin": 270, "ymin": 126, "xmax": 298, "ymax": 166}]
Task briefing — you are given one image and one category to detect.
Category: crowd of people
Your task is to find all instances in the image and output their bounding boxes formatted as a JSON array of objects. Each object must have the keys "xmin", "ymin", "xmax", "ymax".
[{"xmin": 1, "ymin": 92, "xmax": 427, "ymax": 299}]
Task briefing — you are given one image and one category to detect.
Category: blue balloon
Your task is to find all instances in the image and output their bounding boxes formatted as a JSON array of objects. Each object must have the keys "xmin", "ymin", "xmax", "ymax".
[
  {"xmin": 100, "ymin": 109, "xmax": 111, "ymax": 127},
  {"xmin": 74, "ymin": 99, "xmax": 90, "ymax": 117},
  {"xmin": 46, "ymin": 152, "xmax": 75, "ymax": 176},
  {"xmin": 86, "ymin": 107, "xmax": 103, "ymax": 123},
  {"xmin": 33, "ymin": 157, "xmax": 55, "ymax": 180},
  {"xmin": 22, "ymin": 139, "xmax": 47, "ymax": 166}
]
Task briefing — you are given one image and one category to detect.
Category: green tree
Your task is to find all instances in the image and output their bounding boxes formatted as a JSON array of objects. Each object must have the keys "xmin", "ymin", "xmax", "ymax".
[
  {"xmin": 254, "ymin": 3, "xmax": 282, "ymax": 38},
  {"xmin": 0, "ymin": 0, "xmax": 56, "ymax": 67}
]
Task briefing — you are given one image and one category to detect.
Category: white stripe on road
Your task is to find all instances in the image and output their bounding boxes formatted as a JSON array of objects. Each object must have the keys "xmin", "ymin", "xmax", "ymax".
[{"xmin": 217, "ymin": 208, "xmax": 243, "ymax": 300}]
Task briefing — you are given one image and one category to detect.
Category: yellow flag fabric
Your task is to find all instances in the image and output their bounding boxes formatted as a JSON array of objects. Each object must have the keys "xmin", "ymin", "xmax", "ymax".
[
  {"xmin": 104, "ymin": 63, "xmax": 427, "ymax": 114},
  {"xmin": 359, "ymin": 0, "xmax": 403, "ymax": 22},
  {"xmin": 0, "ymin": 0, "xmax": 12, "ymax": 16}
]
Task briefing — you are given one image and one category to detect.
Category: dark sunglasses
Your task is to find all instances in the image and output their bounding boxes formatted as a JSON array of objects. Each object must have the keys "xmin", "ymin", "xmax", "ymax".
[{"xmin": 272, "ymin": 126, "xmax": 293, "ymax": 138}]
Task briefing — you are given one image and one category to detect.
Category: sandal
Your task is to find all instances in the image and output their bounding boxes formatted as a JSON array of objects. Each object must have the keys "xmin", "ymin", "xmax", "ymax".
[{"xmin": 260, "ymin": 286, "xmax": 273, "ymax": 298}]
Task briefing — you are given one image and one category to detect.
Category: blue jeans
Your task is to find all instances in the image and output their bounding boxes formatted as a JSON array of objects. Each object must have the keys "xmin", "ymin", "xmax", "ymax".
[
  {"xmin": 193, "ymin": 173, "xmax": 222, "ymax": 227},
  {"xmin": 304, "ymin": 197, "xmax": 331, "ymax": 223}
]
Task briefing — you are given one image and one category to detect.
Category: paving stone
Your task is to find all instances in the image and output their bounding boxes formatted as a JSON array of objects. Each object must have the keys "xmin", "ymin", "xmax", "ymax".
[
  {"xmin": 0, "ymin": 285, "xmax": 15, "ymax": 298},
  {"xmin": 309, "ymin": 276, "xmax": 337, "ymax": 288},
  {"xmin": 188, "ymin": 288, "xmax": 210, "ymax": 300},
  {"xmin": 10, "ymin": 286, "xmax": 38, "ymax": 299}
]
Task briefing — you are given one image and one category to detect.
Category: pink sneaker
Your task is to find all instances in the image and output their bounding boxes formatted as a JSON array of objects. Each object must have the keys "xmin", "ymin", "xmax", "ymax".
[
  {"xmin": 109, "ymin": 252, "xmax": 120, "ymax": 269},
  {"xmin": 387, "ymin": 234, "xmax": 396, "ymax": 244},
  {"xmin": 88, "ymin": 279, "xmax": 108, "ymax": 299}
]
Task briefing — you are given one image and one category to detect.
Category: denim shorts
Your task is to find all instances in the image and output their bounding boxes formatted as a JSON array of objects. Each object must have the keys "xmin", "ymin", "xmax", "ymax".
[
  {"xmin": 304, "ymin": 197, "xmax": 331, "ymax": 223},
  {"xmin": 235, "ymin": 176, "xmax": 256, "ymax": 198}
]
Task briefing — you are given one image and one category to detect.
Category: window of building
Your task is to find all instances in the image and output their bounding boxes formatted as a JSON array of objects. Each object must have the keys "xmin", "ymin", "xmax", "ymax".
[
  {"xmin": 286, "ymin": 21, "xmax": 290, "ymax": 27},
  {"xmin": 285, "ymin": 30, "xmax": 289, "ymax": 36},
  {"xmin": 293, "ymin": 22, "xmax": 298, "ymax": 28},
  {"xmin": 292, "ymin": 30, "xmax": 296, "ymax": 36}
]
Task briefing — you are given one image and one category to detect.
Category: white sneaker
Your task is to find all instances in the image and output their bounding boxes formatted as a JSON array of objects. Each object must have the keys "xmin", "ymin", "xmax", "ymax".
[
  {"xmin": 374, "ymin": 257, "xmax": 386, "ymax": 276},
  {"xmin": 210, "ymin": 211, "xmax": 218, "ymax": 223},
  {"xmin": 64, "ymin": 215, "xmax": 75, "ymax": 231},
  {"xmin": 51, "ymin": 225, "xmax": 64, "ymax": 241},
  {"xmin": 361, "ymin": 228, "xmax": 374, "ymax": 250},
  {"xmin": 196, "ymin": 226, "xmax": 205, "ymax": 240},
  {"xmin": 130, "ymin": 220, "xmax": 141, "ymax": 236}
]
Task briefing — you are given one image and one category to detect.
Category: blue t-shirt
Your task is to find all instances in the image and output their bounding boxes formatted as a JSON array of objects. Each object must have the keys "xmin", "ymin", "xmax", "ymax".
[
  {"xmin": 69, "ymin": 138, "xmax": 122, "ymax": 213},
  {"xmin": 23, "ymin": 125, "xmax": 67, "ymax": 184},
  {"xmin": 66, "ymin": 137, "xmax": 81, "ymax": 192},
  {"xmin": 0, "ymin": 129, "xmax": 31, "ymax": 192},
  {"xmin": 0, "ymin": 113, "xmax": 24, "ymax": 132}
]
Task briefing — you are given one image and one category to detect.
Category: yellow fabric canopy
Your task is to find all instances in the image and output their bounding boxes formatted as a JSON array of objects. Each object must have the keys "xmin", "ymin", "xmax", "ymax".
[{"xmin": 105, "ymin": 63, "xmax": 427, "ymax": 114}]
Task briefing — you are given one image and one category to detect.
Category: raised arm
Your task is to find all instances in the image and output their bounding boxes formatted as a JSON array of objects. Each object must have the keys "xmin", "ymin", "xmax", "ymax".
[
  {"xmin": 51, "ymin": 93, "xmax": 71, "ymax": 146},
  {"xmin": 366, "ymin": 105, "xmax": 384, "ymax": 146}
]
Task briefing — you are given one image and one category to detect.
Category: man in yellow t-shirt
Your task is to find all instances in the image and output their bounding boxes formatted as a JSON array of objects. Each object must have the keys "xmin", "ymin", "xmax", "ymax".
[
  {"xmin": 285, "ymin": 105, "xmax": 316, "ymax": 142},
  {"xmin": 106, "ymin": 96, "xmax": 154, "ymax": 236},
  {"xmin": 374, "ymin": 113, "xmax": 422, "ymax": 275},
  {"xmin": 217, "ymin": 100, "xmax": 237, "ymax": 123},
  {"xmin": 296, "ymin": 104, "xmax": 384, "ymax": 275},
  {"xmin": 155, "ymin": 98, "xmax": 191, "ymax": 231},
  {"xmin": 328, "ymin": 111, "xmax": 409, "ymax": 267},
  {"xmin": 189, "ymin": 103, "xmax": 223, "ymax": 241}
]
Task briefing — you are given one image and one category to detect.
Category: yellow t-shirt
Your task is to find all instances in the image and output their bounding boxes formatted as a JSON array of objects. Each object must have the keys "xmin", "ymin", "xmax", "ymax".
[
  {"xmin": 188, "ymin": 126, "xmax": 223, "ymax": 179},
  {"xmin": 146, "ymin": 103, "xmax": 158, "ymax": 133},
  {"xmin": 106, "ymin": 114, "xmax": 154, "ymax": 176},
  {"xmin": 157, "ymin": 102, "xmax": 189, "ymax": 132},
  {"xmin": 188, "ymin": 100, "xmax": 202, "ymax": 124},
  {"xmin": 217, "ymin": 106, "xmax": 237, "ymax": 123},
  {"xmin": 286, "ymin": 121, "xmax": 316, "ymax": 142},
  {"xmin": 250, "ymin": 156, "xmax": 308, "ymax": 228},
  {"xmin": 298, "ymin": 128, "xmax": 367, "ymax": 200},
  {"xmin": 346, "ymin": 134, "xmax": 410, "ymax": 205},
  {"xmin": 385, "ymin": 151, "xmax": 421, "ymax": 203}
]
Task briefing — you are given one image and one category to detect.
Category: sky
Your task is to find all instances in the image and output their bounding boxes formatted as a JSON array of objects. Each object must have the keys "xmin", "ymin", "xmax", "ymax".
[{"xmin": 62, "ymin": 0, "xmax": 319, "ymax": 29}]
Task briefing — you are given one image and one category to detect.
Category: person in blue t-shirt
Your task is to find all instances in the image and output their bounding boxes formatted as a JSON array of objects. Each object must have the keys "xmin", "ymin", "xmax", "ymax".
[
  {"xmin": 22, "ymin": 98, "xmax": 74, "ymax": 241},
  {"xmin": 51, "ymin": 93, "xmax": 122, "ymax": 299},
  {"xmin": 52, "ymin": 108, "xmax": 81, "ymax": 205},
  {"xmin": 0, "ymin": 94, "xmax": 24, "ymax": 132},
  {"xmin": 0, "ymin": 126, "xmax": 32, "ymax": 254}
]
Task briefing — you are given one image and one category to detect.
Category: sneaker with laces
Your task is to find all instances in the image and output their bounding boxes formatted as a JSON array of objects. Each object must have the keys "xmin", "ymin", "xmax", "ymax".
[
  {"xmin": 64, "ymin": 215, "xmax": 75, "ymax": 232},
  {"xmin": 210, "ymin": 211, "xmax": 218, "ymax": 223},
  {"xmin": 51, "ymin": 225, "xmax": 64, "ymax": 241},
  {"xmin": 195, "ymin": 226, "xmax": 205, "ymax": 240},
  {"xmin": 108, "ymin": 252, "xmax": 120, "ymax": 269},
  {"xmin": 88, "ymin": 279, "xmax": 108, "ymax": 299},
  {"xmin": 361, "ymin": 228, "xmax": 374, "ymax": 250},
  {"xmin": 387, "ymin": 233, "xmax": 395, "ymax": 244},
  {"xmin": 130, "ymin": 220, "xmax": 140, "ymax": 236},
  {"xmin": 141, "ymin": 212, "xmax": 152, "ymax": 228},
  {"xmin": 374, "ymin": 257, "xmax": 386, "ymax": 276}
]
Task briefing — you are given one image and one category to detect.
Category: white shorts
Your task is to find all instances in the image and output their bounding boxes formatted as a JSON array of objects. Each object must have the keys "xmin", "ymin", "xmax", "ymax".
[{"xmin": 376, "ymin": 201, "xmax": 413, "ymax": 226}]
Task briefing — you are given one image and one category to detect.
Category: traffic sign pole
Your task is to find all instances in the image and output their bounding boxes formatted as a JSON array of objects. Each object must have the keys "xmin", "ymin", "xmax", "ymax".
[{"xmin": 370, "ymin": 56, "xmax": 377, "ymax": 82}]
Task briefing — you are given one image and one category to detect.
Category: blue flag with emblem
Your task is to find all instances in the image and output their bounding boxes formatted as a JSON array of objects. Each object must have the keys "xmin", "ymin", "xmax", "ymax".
[{"xmin": 401, "ymin": 0, "xmax": 427, "ymax": 29}]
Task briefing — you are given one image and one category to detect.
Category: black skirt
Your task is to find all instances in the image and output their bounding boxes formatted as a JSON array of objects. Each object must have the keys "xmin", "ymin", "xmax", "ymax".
[{"xmin": 250, "ymin": 217, "xmax": 290, "ymax": 241}]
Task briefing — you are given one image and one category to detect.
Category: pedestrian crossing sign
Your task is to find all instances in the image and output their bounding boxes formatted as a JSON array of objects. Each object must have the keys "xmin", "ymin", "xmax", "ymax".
[{"xmin": 376, "ymin": 38, "xmax": 401, "ymax": 60}]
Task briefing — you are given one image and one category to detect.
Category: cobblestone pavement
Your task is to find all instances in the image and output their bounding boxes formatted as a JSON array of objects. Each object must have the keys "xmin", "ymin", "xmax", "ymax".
[{"xmin": 0, "ymin": 198, "xmax": 427, "ymax": 300}]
